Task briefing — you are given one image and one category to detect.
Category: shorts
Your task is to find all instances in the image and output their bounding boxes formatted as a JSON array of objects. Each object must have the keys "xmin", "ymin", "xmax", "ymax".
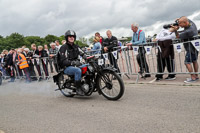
[{"xmin": 184, "ymin": 52, "xmax": 199, "ymax": 64}]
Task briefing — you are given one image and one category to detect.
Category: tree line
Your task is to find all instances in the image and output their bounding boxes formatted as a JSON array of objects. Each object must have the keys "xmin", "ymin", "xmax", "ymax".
[{"xmin": 0, "ymin": 33, "xmax": 88, "ymax": 51}]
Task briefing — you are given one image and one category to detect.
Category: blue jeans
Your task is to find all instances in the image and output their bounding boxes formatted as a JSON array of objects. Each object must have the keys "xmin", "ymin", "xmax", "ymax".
[
  {"xmin": 64, "ymin": 65, "xmax": 87, "ymax": 81},
  {"xmin": 185, "ymin": 52, "xmax": 199, "ymax": 64},
  {"xmin": 64, "ymin": 66, "xmax": 80, "ymax": 81}
]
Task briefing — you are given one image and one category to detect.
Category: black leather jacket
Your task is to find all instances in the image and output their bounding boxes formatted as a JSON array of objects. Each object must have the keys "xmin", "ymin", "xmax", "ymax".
[
  {"xmin": 102, "ymin": 36, "xmax": 118, "ymax": 52},
  {"xmin": 59, "ymin": 42, "xmax": 84, "ymax": 68}
]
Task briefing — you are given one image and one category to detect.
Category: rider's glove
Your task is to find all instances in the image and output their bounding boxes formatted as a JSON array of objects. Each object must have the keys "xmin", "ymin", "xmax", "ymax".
[{"xmin": 71, "ymin": 60, "xmax": 82, "ymax": 67}]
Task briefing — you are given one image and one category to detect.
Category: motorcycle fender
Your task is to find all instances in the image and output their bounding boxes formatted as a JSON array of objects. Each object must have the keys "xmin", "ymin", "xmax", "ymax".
[
  {"xmin": 53, "ymin": 74, "xmax": 59, "ymax": 83},
  {"xmin": 53, "ymin": 72, "xmax": 63, "ymax": 83},
  {"xmin": 96, "ymin": 68, "xmax": 116, "ymax": 95},
  {"xmin": 102, "ymin": 67, "xmax": 116, "ymax": 73}
]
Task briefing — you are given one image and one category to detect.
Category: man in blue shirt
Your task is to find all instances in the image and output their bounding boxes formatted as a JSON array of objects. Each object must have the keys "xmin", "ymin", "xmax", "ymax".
[{"xmin": 127, "ymin": 23, "xmax": 150, "ymax": 77}]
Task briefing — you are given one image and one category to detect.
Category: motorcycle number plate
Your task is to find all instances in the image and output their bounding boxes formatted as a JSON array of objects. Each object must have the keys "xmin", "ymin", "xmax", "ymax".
[{"xmin": 98, "ymin": 59, "xmax": 104, "ymax": 66}]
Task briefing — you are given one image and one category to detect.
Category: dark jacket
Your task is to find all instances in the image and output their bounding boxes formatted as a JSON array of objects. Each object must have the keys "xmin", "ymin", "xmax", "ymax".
[
  {"xmin": 59, "ymin": 42, "xmax": 84, "ymax": 68},
  {"xmin": 4, "ymin": 53, "xmax": 13, "ymax": 67},
  {"xmin": 158, "ymin": 39, "xmax": 174, "ymax": 59},
  {"xmin": 25, "ymin": 51, "xmax": 34, "ymax": 65},
  {"xmin": 102, "ymin": 36, "xmax": 118, "ymax": 52},
  {"xmin": 38, "ymin": 50, "xmax": 48, "ymax": 57}
]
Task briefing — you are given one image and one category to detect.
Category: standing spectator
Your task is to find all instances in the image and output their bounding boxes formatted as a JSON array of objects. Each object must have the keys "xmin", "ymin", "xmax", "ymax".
[
  {"xmin": 55, "ymin": 40, "xmax": 61, "ymax": 50},
  {"xmin": 0, "ymin": 54, "xmax": 3, "ymax": 72},
  {"xmin": 38, "ymin": 45, "xmax": 49, "ymax": 79},
  {"xmin": 103, "ymin": 30, "xmax": 121, "ymax": 75},
  {"xmin": 91, "ymin": 36, "xmax": 102, "ymax": 55},
  {"xmin": 44, "ymin": 44, "xmax": 49, "ymax": 55},
  {"xmin": 2, "ymin": 50, "xmax": 10, "ymax": 77},
  {"xmin": 49, "ymin": 42, "xmax": 59, "ymax": 73},
  {"xmin": 24, "ymin": 48, "xmax": 37, "ymax": 81},
  {"xmin": 126, "ymin": 22, "xmax": 151, "ymax": 78},
  {"xmin": 12, "ymin": 49, "xmax": 20, "ymax": 79},
  {"xmin": 173, "ymin": 16, "xmax": 199, "ymax": 83},
  {"xmin": 31, "ymin": 43, "xmax": 42, "ymax": 81},
  {"xmin": 154, "ymin": 27, "xmax": 176, "ymax": 81},
  {"xmin": 61, "ymin": 40, "xmax": 66, "ymax": 45},
  {"xmin": 95, "ymin": 32, "xmax": 104, "ymax": 44},
  {"xmin": 44, "ymin": 44, "xmax": 49, "ymax": 65},
  {"xmin": 0, "ymin": 53, "xmax": 7, "ymax": 78},
  {"xmin": 5, "ymin": 50, "xmax": 15, "ymax": 82},
  {"xmin": 17, "ymin": 48, "xmax": 31, "ymax": 83}
]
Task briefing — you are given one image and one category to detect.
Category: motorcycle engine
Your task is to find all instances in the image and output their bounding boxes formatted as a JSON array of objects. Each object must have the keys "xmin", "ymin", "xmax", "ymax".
[{"xmin": 82, "ymin": 84, "xmax": 90, "ymax": 93}]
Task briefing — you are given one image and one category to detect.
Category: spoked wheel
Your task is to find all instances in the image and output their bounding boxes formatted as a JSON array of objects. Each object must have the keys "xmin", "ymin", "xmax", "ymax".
[
  {"xmin": 57, "ymin": 74, "xmax": 75, "ymax": 97},
  {"xmin": 97, "ymin": 70, "xmax": 124, "ymax": 100}
]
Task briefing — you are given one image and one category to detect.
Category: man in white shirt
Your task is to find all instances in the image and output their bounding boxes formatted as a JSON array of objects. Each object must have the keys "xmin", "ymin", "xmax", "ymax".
[
  {"xmin": 55, "ymin": 40, "xmax": 61, "ymax": 50},
  {"xmin": 154, "ymin": 27, "xmax": 176, "ymax": 81}
]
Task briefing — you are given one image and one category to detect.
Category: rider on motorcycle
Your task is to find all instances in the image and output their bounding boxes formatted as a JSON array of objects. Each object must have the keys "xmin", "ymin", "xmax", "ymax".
[{"xmin": 58, "ymin": 30, "xmax": 87, "ymax": 95}]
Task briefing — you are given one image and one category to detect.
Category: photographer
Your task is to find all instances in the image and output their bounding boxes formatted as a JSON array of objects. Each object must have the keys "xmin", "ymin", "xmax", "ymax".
[
  {"xmin": 172, "ymin": 16, "xmax": 199, "ymax": 83},
  {"xmin": 103, "ymin": 30, "xmax": 121, "ymax": 75},
  {"xmin": 154, "ymin": 27, "xmax": 176, "ymax": 81}
]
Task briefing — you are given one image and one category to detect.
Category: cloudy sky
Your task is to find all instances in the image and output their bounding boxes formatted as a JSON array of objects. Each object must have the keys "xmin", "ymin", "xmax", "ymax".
[{"xmin": 0, "ymin": 0, "xmax": 200, "ymax": 39}]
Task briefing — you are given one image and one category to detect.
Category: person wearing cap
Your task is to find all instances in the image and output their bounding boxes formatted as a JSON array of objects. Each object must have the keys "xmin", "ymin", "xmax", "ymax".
[{"xmin": 17, "ymin": 48, "xmax": 31, "ymax": 83}]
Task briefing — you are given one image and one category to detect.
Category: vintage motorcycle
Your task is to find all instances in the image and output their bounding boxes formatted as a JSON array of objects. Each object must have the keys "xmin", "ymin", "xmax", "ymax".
[{"xmin": 53, "ymin": 55, "xmax": 125, "ymax": 100}]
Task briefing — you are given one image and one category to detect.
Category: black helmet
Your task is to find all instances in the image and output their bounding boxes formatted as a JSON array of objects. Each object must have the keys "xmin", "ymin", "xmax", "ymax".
[{"xmin": 65, "ymin": 30, "xmax": 76, "ymax": 42}]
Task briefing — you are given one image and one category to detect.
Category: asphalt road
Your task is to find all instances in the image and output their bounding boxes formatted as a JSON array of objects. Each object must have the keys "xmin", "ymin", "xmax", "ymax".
[{"xmin": 0, "ymin": 80, "xmax": 200, "ymax": 133}]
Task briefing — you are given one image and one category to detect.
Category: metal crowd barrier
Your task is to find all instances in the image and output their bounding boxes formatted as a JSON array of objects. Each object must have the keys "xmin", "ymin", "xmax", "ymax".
[
  {"xmin": 0, "ymin": 35, "xmax": 200, "ymax": 84},
  {"xmin": 84, "ymin": 36, "xmax": 200, "ymax": 83}
]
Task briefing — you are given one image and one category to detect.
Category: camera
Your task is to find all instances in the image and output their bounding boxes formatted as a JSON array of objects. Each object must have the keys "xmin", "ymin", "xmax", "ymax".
[{"xmin": 163, "ymin": 20, "xmax": 179, "ymax": 29}]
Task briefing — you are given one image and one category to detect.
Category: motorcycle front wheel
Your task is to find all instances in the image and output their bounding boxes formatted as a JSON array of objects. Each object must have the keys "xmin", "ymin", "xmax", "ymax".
[
  {"xmin": 57, "ymin": 73, "xmax": 75, "ymax": 97},
  {"xmin": 97, "ymin": 70, "xmax": 124, "ymax": 100}
]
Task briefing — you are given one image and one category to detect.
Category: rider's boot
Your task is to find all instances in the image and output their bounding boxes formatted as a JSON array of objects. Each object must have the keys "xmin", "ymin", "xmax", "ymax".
[{"xmin": 75, "ymin": 80, "xmax": 85, "ymax": 96}]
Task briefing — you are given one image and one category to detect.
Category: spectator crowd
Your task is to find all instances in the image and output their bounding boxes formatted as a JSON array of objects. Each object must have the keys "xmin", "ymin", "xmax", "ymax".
[{"xmin": 0, "ymin": 16, "xmax": 200, "ymax": 84}]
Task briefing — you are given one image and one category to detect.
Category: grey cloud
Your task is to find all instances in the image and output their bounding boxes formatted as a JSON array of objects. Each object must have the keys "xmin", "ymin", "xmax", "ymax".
[
  {"xmin": 194, "ymin": 13, "xmax": 200, "ymax": 20},
  {"xmin": 0, "ymin": 0, "xmax": 200, "ymax": 38}
]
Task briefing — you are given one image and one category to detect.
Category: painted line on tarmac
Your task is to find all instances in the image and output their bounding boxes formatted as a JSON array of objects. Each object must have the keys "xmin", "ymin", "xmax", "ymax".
[{"xmin": 149, "ymin": 78, "xmax": 156, "ymax": 83}]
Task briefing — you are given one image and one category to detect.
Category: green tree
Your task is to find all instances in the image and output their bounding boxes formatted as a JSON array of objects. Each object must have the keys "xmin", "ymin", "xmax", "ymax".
[
  {"xmin": 44, "ymin": 34, "xmax": 59, "ymax": 45},
  {"xmin": 0, "ymin": 38, "xmax": 5, "ymax": 52},
  {"xmin": 25, "ymin": 36, "xmax": 45, "ymax": 47},
  {"xmin": 59, "ymin": 35, "xmax": 65, "ymax": 42},
  {"xmin": 4, "ymin": 33, "xmax": 26, "ymax": 50},
  {"xmin": 0, "ymin": 35, "xmax": 3, "ymax": 39},
  {"xmin": 79, "ymin": 37, "xmax": 88, "ymax": 44},
  {"xmin": 75, "ymin": 40, "xmax": 88, "ymax": 48},
  {"xmin": 88, "ymin": 36, "xmax": 94, "ymax": 44}
]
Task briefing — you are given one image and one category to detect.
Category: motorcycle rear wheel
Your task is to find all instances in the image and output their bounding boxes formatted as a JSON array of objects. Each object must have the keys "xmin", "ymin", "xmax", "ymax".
[
  {"xmin": 57, "ymin": 74, "xmax": 75, "ymax": 97},
  {"xmin": 97, "ymin": 70, "xmax": 124, "ymax": 100}
]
